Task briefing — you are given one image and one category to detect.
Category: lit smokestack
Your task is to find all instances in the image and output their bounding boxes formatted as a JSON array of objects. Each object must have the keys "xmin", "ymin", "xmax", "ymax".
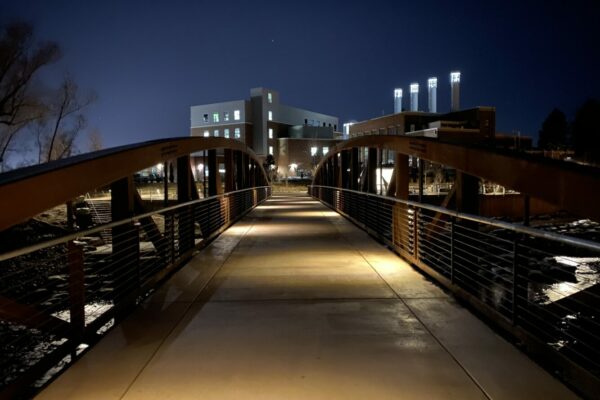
[
  {"xmin": 394, "ymin": 88, "xmax": 402, "ymax": 113},
  {"xmin": 450, "ymin": 71, "xmax": 460, "ymax": 111},
  {"xmin": 410, "ymin": 83, "xmax": 419, "ymax": 112},
  {"xmin": 427, "ymin": 77, "xmax": 437, "ymax": 113}
]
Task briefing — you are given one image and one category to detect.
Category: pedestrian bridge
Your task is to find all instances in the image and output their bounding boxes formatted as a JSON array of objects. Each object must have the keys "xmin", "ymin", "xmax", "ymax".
[
  {"xmin": 1, "ymin": 136, "xmax": 599, "ymax": 398},
  {"xmin": 37, "ymin": 193, "xmax": 576, "ymax": 399}
]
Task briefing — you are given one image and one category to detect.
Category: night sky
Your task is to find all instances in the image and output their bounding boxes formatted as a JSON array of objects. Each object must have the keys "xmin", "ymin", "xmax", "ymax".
[{"xmin": 2, "ymin": 0, "xmax": 599, "ymax": 150}]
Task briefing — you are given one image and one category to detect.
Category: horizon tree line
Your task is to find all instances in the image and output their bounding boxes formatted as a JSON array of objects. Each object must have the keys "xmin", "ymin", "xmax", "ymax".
[{"xmin": 538, "ymin": 99, "xmax": 600, "ymax": 164}]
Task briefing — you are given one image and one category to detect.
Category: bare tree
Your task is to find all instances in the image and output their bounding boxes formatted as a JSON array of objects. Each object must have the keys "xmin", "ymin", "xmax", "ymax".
[
  {"xmin": 0, "ymin": 22, "xmax": 59, "ymax": 126},
  {"xmin": 87, "ymin": 128, "xmax": 103, "ymax": 152},
  {"xmin": 36, "ymin": 76, "xmax": 96, "ymax": 163},
  {"xmin": 0, "ymin": 21, "xmax": 59, "ymax": 169}
]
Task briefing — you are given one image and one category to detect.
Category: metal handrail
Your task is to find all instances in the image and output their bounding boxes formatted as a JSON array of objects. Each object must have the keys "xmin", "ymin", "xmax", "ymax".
[
  {"xmin": 309, "ymin": 184, "xmax": 600, "ymax": 397},
  {"xmin": 309, "ymin": 185, "xmax": 600, "ymax": 252},
  {"xmin": 0, "ymin": 186, "xmax": 271, "ymax": 262}
]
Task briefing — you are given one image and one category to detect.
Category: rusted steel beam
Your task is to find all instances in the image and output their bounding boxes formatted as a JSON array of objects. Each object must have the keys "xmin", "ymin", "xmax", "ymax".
[
  {"xmin": 110, "ymin": 176, "xmax": 139, "ymax": 314},
  {"xmin": 367, "ymin": 148, "xmax": 377, "ymax": 194},
  {"xmin": 314, "ymin": 135, "xmax": 600, "ymax": 221},
  {"xmin": 224, "ymin": 149, "xmax": 235, "ymax": 193},
  {"xmin": 0, "ymin": 138, "xmax": 269, "ymax": 232},
  {"xmin": 177, "ymin": 155, "xmax": 194, "ymax": 253},
  {"xmin": 395, "ymin": 152, "xmax": 409, "ymax": 200},
  {"xmin": 350, "ymin": 148, "xmax": 359, "ymax": 191},
  {"xmin": 341, "ymin": 150, "xmax": 349, "ymax": 189}
]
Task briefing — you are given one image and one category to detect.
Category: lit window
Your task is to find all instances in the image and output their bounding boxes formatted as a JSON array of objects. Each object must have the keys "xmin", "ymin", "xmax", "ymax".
[
  {"xmin": 268, "ymin": 92, "xmax": 272, "ymax": 103},
  {"xmin": 268, "ymin": 128, "xmax": 273, "ymax": 139},
  {"xmin": 213, "ymin": 112, "xmax": 219, "ymax": 123},
  {"xmin": 269, "ymin": 146, "xmax": 273, "ymax": 155},
  {"xmin": 214, "ymin": 129, "xmax": 219, "ymax": 137},
  {"xmin": 224, "ymin": 128, "xmax": 230, "ymax": 138},
  {"xmin": 450, "ymin": 71, "xmax": 461, "ymax": 83},
  {"xmin": 203, "ymin": 114, "xmax": 208, "ymax": 123},
  {"xmin": 310, "ymin": 146, "xmax": 318, "ymax": 156},
  {"xmin": 234, "ymin": 128, "xmax": 241, "ymax": 138},
  {"xmin": 234, "ymin": 110, "xmax": 240, "ymax": 120},
  {"xmin": 268, "ymin": 111, "xmax": 273, "ymax": 121},
  {"xmin": 203, "ymin": 130, "xmax": 209, "ymax": 137},
  {"xmin": 322, "ymin": 146, "xmax": 329, "ymax": 155},
  {"xmin": 224, "ymin": 112, "xmax": 229, "ymax": 121}
]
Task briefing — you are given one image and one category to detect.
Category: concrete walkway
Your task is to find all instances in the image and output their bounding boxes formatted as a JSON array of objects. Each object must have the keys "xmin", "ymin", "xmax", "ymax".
[{"xmin": 38, "ymin": 193, "xmax": 578, "ymax": 400}]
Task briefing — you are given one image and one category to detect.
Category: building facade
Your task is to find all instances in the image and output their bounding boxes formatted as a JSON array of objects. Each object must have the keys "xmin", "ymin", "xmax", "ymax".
[
  {"xmin": 349, "ymin": 107, "xmax": 496, "ymax": 143},
  {"xmin": 190, "ymin": 88, "xmax": 340, "ymax": 177}
]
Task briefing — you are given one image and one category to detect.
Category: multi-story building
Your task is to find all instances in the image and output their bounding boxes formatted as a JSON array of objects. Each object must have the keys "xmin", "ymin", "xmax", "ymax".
[{"xmin": 190, "ymin": 88, "xmax": 340, "ymax": 177}]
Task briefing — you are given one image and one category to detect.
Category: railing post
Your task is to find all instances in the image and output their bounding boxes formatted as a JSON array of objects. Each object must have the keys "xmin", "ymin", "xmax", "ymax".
[
  {"xmin": 413, "ymin": 207, "xmax": 419, "ymax": 260},
  {"xmin": 418, "ymin": 158, "xmax": 424, "ymax": 202},
  {"xmin": 512, "ymin": 235, "xmax": 525, "ymax": 325},
  {"xmin": 68, "ymin": 240, "xmax": 85, "ymax": 345},
  {"xmin": 378, "ymin": 147, "xmax": 382, "ymax": 195},
  {"xmin": 450, "ymin": 217, "xmax": 455, "ymax": 283}
]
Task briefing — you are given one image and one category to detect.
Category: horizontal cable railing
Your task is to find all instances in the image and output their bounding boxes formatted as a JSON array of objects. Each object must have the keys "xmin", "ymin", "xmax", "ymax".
[
  {"xmin": 0, "ymin": 186, "xmax": 270, "ymax": 397},
  {"xmin": 309, "ymin": 184, "xmax": 600, "ymax": 398}
]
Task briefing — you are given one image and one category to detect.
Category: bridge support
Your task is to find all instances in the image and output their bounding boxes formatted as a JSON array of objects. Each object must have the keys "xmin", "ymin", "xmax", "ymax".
[
  {"xmin": 235, "ymin": 151, "xmax": 244, "ymax": 190},
  {"xmin": 456, "ymin": 172, "xmax": 479, "ymax": 214},
  {"xmin": 394, "ymin": 153, "xmax": 409, "ymax": 200},
  {"xmin": 224, "ymin": 149, "xmax": 235, "ymax": 193},
  {"xmin": 110, "ymin": 176, "xmax": 140, "ymax": 316},
  {"xmin": 341, "ymin": 150, "xmax": 349, "ymax": 189},
  {"xmin": 207, "ymin": 150, "xmax": 220, "ymax": 197},
  {"xmin": 177, "ymin": 155, "xmax": 195, "ymax": 254},
  {"xmin": 367, "ymin": 148, "xmax": 377, "ymax": 194},
  {"xmin": 350, "ymin": 148, "xmax": 359, "ymax": 191}
]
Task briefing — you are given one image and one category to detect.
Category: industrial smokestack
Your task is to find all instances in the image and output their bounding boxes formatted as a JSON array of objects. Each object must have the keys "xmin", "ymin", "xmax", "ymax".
[
  {"xmin": 394, "ymin": 88, "xmax": 402, "ymax": 113},
  {"xmin": 450, "ymin": 71, "xmax": 461, "ymax": 111},
  {"xmin": 410, "ymin": 83, "xmax": 419, "ymax": 112},
  {"xmin": 427, "ymin": 77, "xmax": 437, "ymax": 113}
]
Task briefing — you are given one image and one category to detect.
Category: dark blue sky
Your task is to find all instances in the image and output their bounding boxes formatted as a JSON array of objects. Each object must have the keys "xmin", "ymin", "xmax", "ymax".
[{"xmin": 2, "ymin": 0, "xmax": 599, "ymax": 149}]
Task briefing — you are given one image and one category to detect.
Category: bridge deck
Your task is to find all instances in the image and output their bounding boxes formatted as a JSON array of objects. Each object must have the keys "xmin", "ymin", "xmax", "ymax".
[{"xmin": 39, "ymin": 193, "xmax": 577, "ymax": 399}]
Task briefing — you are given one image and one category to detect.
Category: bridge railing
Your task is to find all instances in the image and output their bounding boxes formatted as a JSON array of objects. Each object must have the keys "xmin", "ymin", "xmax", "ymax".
[
  {"xmin": 0, "ymin": 137, "xmax": 272, "ymax": 397},
  {"xmin": 309, "ymin": 184, "xmax": 600, "ymax": 398},
  {"xmin": 0, "ymin": 185, "xmax": 270, "ymax": 397}
]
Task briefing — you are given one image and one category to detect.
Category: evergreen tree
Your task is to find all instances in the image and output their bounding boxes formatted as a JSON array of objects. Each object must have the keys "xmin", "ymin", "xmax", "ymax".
[
  {"xmin": 571, "ymin": 99, "xmax": 600, "ymax": 164},
  {"xmin": 538, "ymin": 108, "xmax": 568, "ymax": 150}
]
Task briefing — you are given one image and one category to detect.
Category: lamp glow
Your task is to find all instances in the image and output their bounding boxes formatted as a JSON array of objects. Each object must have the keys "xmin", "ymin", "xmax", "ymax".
[
  {"xmin": 394, "ymin": 88, "xmax": 402, "ymax": 98},
  {"xmin": 410, "ymin": 83, "xmax": 419, "ymax": 93},
  {"xmin": 450, "ymin": 71, "xmax": 461, "ymax": 83},
  {"xmin": 427, "ymin": 78, "xmax": 437, "ymax": 88}
]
